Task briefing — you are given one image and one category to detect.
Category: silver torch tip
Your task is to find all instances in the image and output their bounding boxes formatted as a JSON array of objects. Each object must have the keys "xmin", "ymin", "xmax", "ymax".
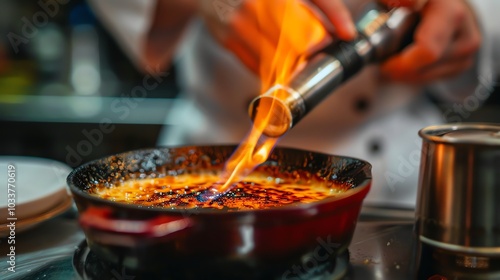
[{"xmin": 248, "ymin": 94, "xmax": 293, "ymax": 138}]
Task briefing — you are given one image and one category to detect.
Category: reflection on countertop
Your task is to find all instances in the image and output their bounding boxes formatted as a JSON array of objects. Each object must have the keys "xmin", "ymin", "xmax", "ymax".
[
  {"xmin": 1, "ymin": 210, "xmax": 418, "ymax": 280},
  {"xmin": 0, "ymin": 209, "xmax": 427, "ymax": 280},
  {"xmin": 2, "ymin": 209, "xmax": 500, "ymax": 279}
]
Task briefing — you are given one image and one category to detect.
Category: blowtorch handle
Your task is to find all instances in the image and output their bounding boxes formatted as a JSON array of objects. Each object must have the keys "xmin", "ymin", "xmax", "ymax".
[
  {"xmin": 286, "ymin": 35, "xmax": 372, "ymax": 113},
  {"xmin": 317, "ymin": 3, "xmax": 419, "ymax": 83},
  {"xmin": 321, "ymin": 39, "xmax": 365, "ymax": 83},
  {"xmin": 288, "ymin": 5, "xmax": 419, "ymax": 115},
  {"xmin": 248, "ymin": 5, "xmax": 419, "ymax": 138}
]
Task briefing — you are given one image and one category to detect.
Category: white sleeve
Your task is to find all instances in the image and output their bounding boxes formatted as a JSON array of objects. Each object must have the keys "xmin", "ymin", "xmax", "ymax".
[
  {"xmin": 430, "ymin": 0, "xmax": 499, "ymax": 104},
  {"xmin": 471, "ymin": 0, "xmax": 500, "ymax": 84},
  {"xmin": 87, "ymin": 0, "xmax": 156, "ymax": 69}
]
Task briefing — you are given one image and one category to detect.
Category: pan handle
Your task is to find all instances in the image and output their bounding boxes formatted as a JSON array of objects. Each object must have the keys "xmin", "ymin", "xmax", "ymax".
[{"xmin": 79, "ymin": 207, "xmax": 192, "ymax": 238}]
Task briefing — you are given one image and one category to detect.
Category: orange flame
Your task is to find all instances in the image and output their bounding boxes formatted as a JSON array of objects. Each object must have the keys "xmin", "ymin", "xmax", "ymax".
[{"xmin": 214, "ymin": 0, "xmax": 329, "ymax": 194}]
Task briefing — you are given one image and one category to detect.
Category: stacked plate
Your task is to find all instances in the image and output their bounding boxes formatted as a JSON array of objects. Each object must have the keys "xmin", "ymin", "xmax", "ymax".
[{"xmin": 0, "ymin": 157, "xmax": 74, "ymax": 236}]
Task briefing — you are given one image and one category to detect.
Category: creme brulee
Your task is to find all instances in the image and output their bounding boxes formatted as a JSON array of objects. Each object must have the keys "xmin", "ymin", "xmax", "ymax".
[{"xmin": 90, "ymin": 173, "xmax": 350, "ymax": 211}]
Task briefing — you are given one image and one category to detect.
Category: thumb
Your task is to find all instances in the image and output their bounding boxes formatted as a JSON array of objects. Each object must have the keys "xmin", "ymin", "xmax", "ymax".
[{"xmin": 378, "ymin": 0, "xmax": 428, "ymax": 10}]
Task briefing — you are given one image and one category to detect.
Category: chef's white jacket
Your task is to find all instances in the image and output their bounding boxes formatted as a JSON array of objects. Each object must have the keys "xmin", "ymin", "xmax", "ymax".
[{"xmin": 88, "ymin": 0, "xmax": 499, "ymax": 209}]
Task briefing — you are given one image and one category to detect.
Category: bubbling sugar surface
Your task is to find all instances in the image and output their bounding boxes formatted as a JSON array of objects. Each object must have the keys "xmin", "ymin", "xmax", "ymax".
[{"xmin": 90, "ymin": 172, "xmax": 351, "ymax": 211}]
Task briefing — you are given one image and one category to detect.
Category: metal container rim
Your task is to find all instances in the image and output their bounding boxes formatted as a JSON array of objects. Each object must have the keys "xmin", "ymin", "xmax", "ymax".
[{"xmin": 418, "ymin": 123, "xmax": 500, "ymax": 146}]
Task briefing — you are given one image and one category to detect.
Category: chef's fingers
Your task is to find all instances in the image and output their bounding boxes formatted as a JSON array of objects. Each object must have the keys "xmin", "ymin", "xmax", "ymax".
[
  {"xmin": 310, "ymin": 0, "xmax": 357, "ymax": 41},
  {"xmin": 410, "ymin": 57, "xmax": 474, "ymax": 83},
  {"xmin": 378, "ymin": 0, "xmax": 428, "ymax": 10},
  {"xmin": 223, "ymin": 0, "xmax": 331, "ymax": 75},
  {"xmin": 381, "ymin": 56, "xmax": 475, "ymax": 84},
  {"xmin": 227, "ymin": 18, "xmax": 277, "ymax": 75},
  {"xmin": 229, "ymin": 1, "xmax": 280, "ymax": 47},
  {"xmin": 248, "ymin": 0, "xmax": 330, "ymax": 57},
  {"xmin": 444, "ymin": 1, "xmax": 481, "ymax": 60},
  {"xmin": 381, "ymin": 0, "xmax": 462, "ymax": 73},
  {"xmin": 223, "ymin": 36, "xmax": 260, "ymax": 74},
  {"xmin": 202, "ymin": 0, "xmax": 276, "ymax": 75}
]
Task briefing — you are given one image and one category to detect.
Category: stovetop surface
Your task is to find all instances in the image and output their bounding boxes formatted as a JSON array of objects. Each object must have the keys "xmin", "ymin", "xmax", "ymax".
[
  {"xmin": 0, "ymin": 210, "xmax": 418, "ymax": 280},
  {"xmin": 72, "ymin": 239, "xmax": 351, "ymax": 280},
  {"xmin": 7, "ymin": 208, "xmax": 498, "ymax": 279}
]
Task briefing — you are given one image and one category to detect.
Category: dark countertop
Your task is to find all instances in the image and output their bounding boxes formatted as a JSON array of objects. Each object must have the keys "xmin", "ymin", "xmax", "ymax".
[
  {"xmin": 0, "ymin": 206, "xmax": 418, "ymax": 280},
  {"xmin": 1, "ymin": 208, "xmax": 497, "ymax": 280}
]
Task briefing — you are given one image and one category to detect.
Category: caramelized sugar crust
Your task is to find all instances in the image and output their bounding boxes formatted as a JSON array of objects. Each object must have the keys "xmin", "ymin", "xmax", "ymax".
[{"xmin": 90, "ymin": 172, "xmax": 351, "ymax": 211}]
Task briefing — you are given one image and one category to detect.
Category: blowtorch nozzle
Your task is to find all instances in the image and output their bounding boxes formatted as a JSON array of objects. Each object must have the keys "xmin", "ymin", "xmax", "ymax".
[
  {"xmin": 248, "ymin": 3, "xmax": 418, "ymax": 138},
  {"xmin": 248, "ymin": 85, "xmax": 304, "ymax": 138}
]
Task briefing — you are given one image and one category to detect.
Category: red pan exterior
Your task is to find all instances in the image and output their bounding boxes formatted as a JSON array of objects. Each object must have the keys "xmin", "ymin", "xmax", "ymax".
[{"xmin": 67, "ymin": 145, "xmax": 371, "ymax": 279}]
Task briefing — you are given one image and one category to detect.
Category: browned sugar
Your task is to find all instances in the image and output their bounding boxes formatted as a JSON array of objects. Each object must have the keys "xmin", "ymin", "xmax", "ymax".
[{"xmin": 90, "ymin": 173, "xmax": 350, "ymax": 211}]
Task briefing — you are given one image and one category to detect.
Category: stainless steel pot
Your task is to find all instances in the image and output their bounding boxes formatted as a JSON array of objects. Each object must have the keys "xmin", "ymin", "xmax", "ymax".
[{"xmin": 416, "ymin": 123, "xmax": 500, "ymax": 262}]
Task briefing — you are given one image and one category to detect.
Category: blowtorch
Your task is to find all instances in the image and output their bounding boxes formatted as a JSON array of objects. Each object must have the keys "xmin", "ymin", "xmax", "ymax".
[{"xmin": 248, "ymin": 3, "xmax": 419, "ymax": 137}]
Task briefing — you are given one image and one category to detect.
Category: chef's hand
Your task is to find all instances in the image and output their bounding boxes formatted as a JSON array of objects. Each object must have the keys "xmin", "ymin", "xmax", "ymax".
[
  {"xmin": 199, "ymin": 0, "xmax": 480, "ymax": 84},
  {"xmin": 380, "ymin": 0, "xmax": 482, "ymax": 84},
  {"xmin": 198, "ymin": 0, "xmax": 357, "ymax": 75}
]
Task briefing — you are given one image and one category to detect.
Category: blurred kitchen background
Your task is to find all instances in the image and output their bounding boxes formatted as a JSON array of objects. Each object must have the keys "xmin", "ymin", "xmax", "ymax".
[
  {"xmin": 0, "ymin": 0, "xmax": 180, "ymax": 167},
  {"xmin": 0, "ymin": 0, "xmax": 499, "ymax": 168}
]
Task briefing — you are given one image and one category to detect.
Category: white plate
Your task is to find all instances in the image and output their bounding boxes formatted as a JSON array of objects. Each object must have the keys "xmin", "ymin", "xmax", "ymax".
[
  {"xmin": 0, "ymin": 193, "xmax": 74, "ymax": 237},
  {"xmin": 0, "ymin": 156, "xmax": 73, "ymax": 222}
]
